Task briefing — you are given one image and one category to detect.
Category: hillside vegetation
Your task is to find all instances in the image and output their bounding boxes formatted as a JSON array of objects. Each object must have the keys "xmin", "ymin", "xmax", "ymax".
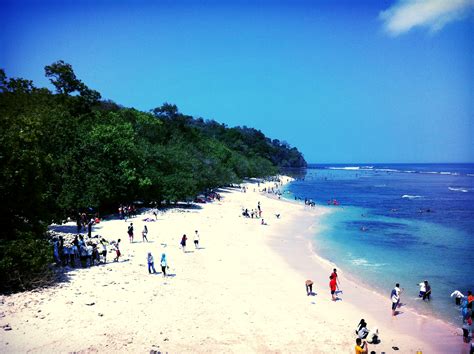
[{"xmin": 0, "ymin": 61, "xmax": 306, "ymax": 291}]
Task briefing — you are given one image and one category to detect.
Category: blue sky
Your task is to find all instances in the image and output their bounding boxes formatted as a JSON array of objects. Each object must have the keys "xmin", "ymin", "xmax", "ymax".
[{"xmin": 1, "ymin": 0, "xmax": 473, "ymax": 163}]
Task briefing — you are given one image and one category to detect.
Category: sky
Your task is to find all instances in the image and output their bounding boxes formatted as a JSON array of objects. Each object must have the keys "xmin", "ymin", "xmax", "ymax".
[{"xmin": 1, "ymin": 0, "xmax": 473, "ymax": 163}]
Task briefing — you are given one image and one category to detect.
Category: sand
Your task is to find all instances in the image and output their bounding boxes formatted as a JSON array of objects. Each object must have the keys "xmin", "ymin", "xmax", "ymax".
[{"xmin": 0, "ymin": 177, "xmax": 467, "ymax": 353}]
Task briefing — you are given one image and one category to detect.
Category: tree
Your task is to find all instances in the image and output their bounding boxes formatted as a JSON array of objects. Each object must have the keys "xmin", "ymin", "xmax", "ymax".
[
  {"xmin": 44, "ymin": 60, "xmax": 82, "ymax": 95},
  {"xmin": 151, "ymin": 102, "xmax": 179, "ymax": 118},
  {"xmin": 44, "ymin": 60, "xmax": 101, "ymax": 104}
]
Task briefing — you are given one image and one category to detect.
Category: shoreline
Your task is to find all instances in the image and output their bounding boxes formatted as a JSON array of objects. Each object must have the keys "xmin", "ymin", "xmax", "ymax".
[
  {"xmin": 0, "ymin": 176, "xmax": 468, "ymax": 353},
  {"xmin": 267, "ymin": 184, "xmax": 466, "ymax": 353},
  {"xmin": 280, "ymin": 181, "xmax": 469, "ymax": 329}
]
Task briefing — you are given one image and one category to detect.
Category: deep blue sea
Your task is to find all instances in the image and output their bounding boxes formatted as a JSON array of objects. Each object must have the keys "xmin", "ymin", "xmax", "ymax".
[{"xmin": 284, "ymin": 163, "xmax": 474, "ymax": 326}]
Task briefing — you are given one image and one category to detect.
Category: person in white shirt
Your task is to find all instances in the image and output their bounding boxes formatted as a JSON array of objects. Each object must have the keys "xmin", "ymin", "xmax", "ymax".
[
  {"xmin": 194, "ymin": 230, "xmax": 200, "ymax": 249},
  {"xmin": 451, "ymin": 290, "xmax": 465, "ymax": 306},
  {"xmin": 391, "ymin": 283, "xmax": 401, "ymax": 316},
  {"xmin": 86, "ymin": 244, "xmax": 93, "ymax": 267},
  {"xmin": 418, "ymin": 281, "xmax": 427, "ymax": 298}
]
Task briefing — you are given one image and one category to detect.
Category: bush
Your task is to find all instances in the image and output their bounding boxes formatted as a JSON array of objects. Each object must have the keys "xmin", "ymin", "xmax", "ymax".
[{"xmin": 0, "ymin": 231, "xmax": 52, "ymax": 293}]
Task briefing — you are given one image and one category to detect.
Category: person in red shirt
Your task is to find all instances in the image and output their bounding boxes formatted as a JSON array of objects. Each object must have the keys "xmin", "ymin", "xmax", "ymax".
[
  {"xmin": 330, "ymin": 275, "xmax": 337, "ymax": 301},
  {"xmin": 331, "ymin": 268, "xmax": 341, "ymax": 290}
]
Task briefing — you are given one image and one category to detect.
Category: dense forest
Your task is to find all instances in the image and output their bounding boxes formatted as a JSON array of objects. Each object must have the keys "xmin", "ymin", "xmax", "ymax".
[{"xmin": 0, "ymin": 61, "xmax": 306, "ymax": 291}]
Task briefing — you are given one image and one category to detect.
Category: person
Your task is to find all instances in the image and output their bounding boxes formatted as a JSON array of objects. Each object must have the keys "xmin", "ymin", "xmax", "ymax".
[
  {"xmin": 468, "ymin": 291, "xmax": 473, "ymax": 309},
  {"xmin": 92, "ymin": 244, "xmax": 99, "ymax": 265},
  {"xmin": 142, "ymin": 225, "xmax": 148, "ymax": 242},
  {"xmin": 79, "ymin": 243, "xmax": 88, "ymax": 268},
  {"xmin": 73, "ymin": 235, "xmax": 79, "ymax": 254},
  {"xmin": 128, "ymin": 223, "xmax": 134, "ymax": 243},
  {"xmin": 330, "ymin": 275, "xmax": 337, "ymax": 301},
  {"xmin": 147, "ymin": 252, "xmax": 156, "ymax": 274},
  {"xmin": 58, "ymin": 236, "xmax": 65, "ymax": 266},
  {"xmin": 87, "ymin": 219, "xmax": 93, "ymax": 238},
  {"xmin": 180, "ymin": 234, "xmax": 187, "ymax": 252},
  {"xmin": 418, "ymin": 280, "xmax": 427, "ymax": 298},
  {"xmin": 356, "ymin": 319, "xmax": 369, "ymax": 339},
  {"xmin": 160, "ymin": 253, "xmax": 168, "ymax": 277},
  {"xmin": 305, "ymin": 280, "xmax": 313, "ymax": 296},
  {"xmin": 451, "ymin": 290, "xmax": 465, "ymax": 306},
  {"xmin": 70, "ymin": 243, "xmax": 78, "ymax": 267},
  {"xmin": 63, "ymin": 243, "xmax": 70, "ymax": 266},
  {"xmin": 391, "ymin": 283, "xmax": 401, "ymax": 316},
  {"xmin": 114, "ymin": 239, "xmax": 121, "ymax": 262},
  {"xmin": 86, "ymin": 242, "xmax": 93, "ymax": 267},
  {"xmin": 331, "ymin": 268, "xmax": 341, "ymax": 290},
  {"xmin": 462, "ymin": 322, "xmax": 471, "ymax": 343},
  {"xmin": 355, "ymin": 338, "xmax": 368, "ymax": 354},
  {"xmin": 423, "ymin": 281, "xmax": 431, "ymax": 301},
  {"xmin": 194, "ymin": 230, "xmax": 200, "ymax": 249},
  {"xmin": 76, "ymin": 215, "xmax": 82, "ymax": 233},
  {"xmin": 100, "ymin": 239, "xmax": 108, "ymax": 264},
  {"xmin": 153, "ymin": 210, "xmax": 157, "ymax": 220},
  {"xmin": 461, "ymin": 300, "xmax": 470, "ymax": 322},
  {"xmin": 53, "ymin": 238, "xmax": 60, "ymax": 266},
  {"xmin": 367, "ymin": 327, "xmax": 379, "ymax": 344}
]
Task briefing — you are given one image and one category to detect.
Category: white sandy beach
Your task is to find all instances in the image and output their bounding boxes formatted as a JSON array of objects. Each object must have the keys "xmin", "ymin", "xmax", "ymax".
[{"xmin": 0, "ymin": 177, "xmax": 466, "ymax": 353}]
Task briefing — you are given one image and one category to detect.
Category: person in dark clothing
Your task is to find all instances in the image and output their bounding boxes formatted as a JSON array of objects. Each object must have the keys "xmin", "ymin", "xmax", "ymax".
[{"xmin": 423, "ymin": 281, "xmax": 432, "ymax": 301}]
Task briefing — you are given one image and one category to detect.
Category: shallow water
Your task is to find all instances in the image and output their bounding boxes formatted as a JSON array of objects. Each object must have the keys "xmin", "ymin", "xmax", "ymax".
[{"xmin": 285, "ymin": 163, "xmax": 474, "ymax": 326}]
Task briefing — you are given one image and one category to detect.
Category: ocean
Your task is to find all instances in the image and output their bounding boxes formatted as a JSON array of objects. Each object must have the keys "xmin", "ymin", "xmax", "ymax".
[{"xmin": 284, "ymin": 163, "xmax": 474, "ymax": 326}]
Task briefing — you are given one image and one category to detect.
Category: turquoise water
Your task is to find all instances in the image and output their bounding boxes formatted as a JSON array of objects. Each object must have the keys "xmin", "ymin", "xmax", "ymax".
[{"xmin": 285, "ymin": 163, "xmax": 474, "ymax": 326}]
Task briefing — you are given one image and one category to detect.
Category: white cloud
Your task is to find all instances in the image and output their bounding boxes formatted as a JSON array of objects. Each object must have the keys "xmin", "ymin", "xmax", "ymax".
[{"xmin": 379, "ymin": 0, "xmax": 474, "ymax": 36}]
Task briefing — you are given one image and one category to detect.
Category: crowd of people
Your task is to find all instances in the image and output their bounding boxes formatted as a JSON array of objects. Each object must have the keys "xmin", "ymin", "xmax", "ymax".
[
  {"xmin": 52, "ymin": 234, "xmax": 110, "ymax": 268},
  {"xmin": 452, "ymin": 290, "xmax": 473, "ymax": 345},
  {"xmin": 50, "ymin": 179, "xmax": 472, "ymax": 353},
  {"xmin": 118, "ymin": 204, "xmax": 137, "ymax": 220}
]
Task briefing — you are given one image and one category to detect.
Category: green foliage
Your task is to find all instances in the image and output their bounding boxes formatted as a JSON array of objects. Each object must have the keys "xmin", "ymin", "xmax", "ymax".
[
  {"xmin": 0, "ymin": 231, "xmax": 52, "ymax": 292},
  {"xmin": 0, "ymin": 62, "xmax": 306, "ymax": 292}
]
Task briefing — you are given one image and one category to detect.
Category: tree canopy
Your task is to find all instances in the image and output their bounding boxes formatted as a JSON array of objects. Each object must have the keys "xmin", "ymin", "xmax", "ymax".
[{"xmin": 0, "ymin": 61, "xmax": 306, "ymax": 292}]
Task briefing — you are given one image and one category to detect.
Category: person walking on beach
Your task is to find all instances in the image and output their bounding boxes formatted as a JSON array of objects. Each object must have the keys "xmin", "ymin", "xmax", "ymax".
[
  {"xmin": 180, "ymin": 234, "xmax": 187, "ymax": 252},
  {"xmin": 331, "ymin": 268, "xmax": 341, "ymax": 290},
  {"xmin": 330, "ymin": 275, "xmax": 337, "ymax": 301},
  {"xmin": 305, "ymin": 280, "xmax": 314, "ymax": 296},
  {"xmin": 114, "ymin": 239, "xmax": 121, "ymax": 262},
  {"xmin": 391, "ymin": 283, "xmax": 401, "ymax": 316},
  {"xmin": 142, "ymin": 225, "xmax": 149, "ymax": 242},
  {"xmin": 160, "ymin": 253, "xmax": 168, "ymax": 277},
  {"xmin": 147, "ymin": 252, "xmax": 157, "ymax": 274},
  {"xmin": 194, "ymin": 230, "xmax": 200, "ymax": 249},
  {"xmin": 128, "ymin": 223, "xmax": 134, "ymax": 243}
]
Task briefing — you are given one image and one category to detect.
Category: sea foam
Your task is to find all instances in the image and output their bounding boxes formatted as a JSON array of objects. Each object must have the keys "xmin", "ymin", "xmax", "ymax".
[
  {"xmin": 448, "ymin": 187, "xmax": 469, "ymax": 193},
  {"xmin": 402, "ymin": 195, "xmax": 423, "ymax": 199}
]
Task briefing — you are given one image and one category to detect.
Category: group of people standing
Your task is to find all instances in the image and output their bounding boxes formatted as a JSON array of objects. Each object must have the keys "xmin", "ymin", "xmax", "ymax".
[
  {"xmin": 52, "ymin": 234, "xmax": 109, "ymax": 268},
  {"xmin": 118, "ymin": 204, "xmax": 137, "ymax": 220},
  {"xmin": 451, "ymin": 290, "xmax": 473, "ymax": 344}
]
